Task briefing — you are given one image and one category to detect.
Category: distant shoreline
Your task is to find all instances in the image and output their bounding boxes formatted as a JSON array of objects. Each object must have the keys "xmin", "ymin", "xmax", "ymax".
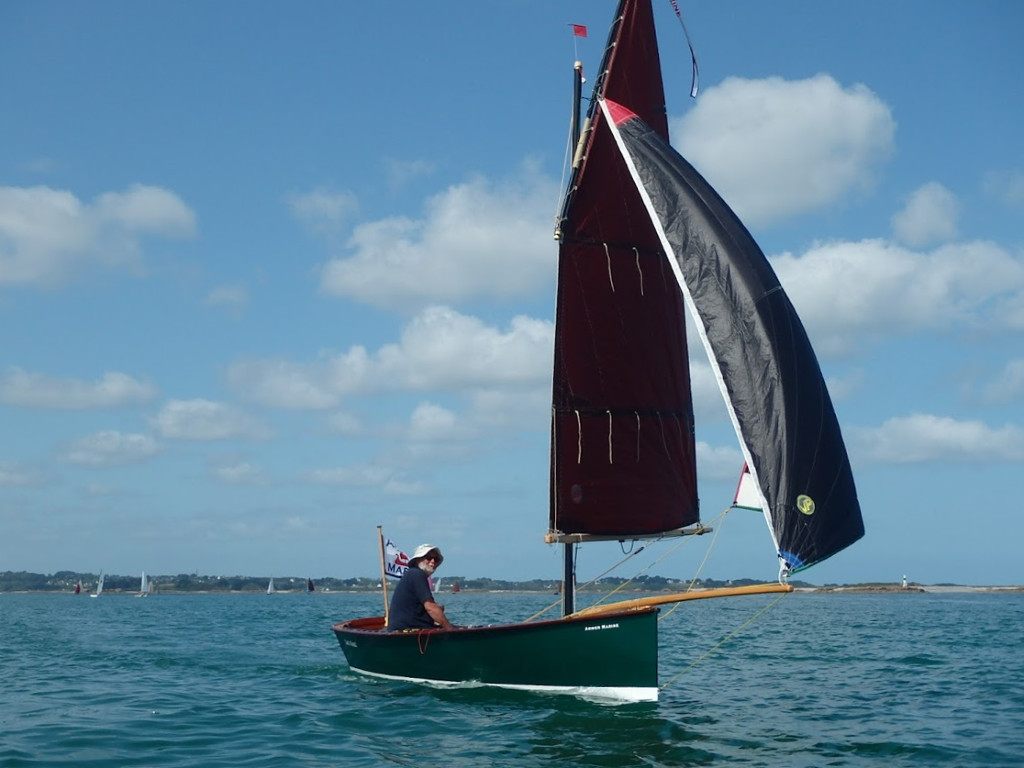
[
  {"xmin": 4, "ymin": 584, "xmax": 1023, "ymax": 596},
  {"xmin": 805, "ymin": 584, "xmax": 1024, "ymax": 594}
]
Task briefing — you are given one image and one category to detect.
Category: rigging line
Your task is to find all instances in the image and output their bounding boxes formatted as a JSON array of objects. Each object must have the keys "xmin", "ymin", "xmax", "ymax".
[
  {"xmin": 584, "ymin": 530, "xmax": 699, "ymax": 610},
  {"xmin": 523, "ymin": 596, "xmax": 563, "ymax": 623},
  {"xmin": 525, "ymin": 541, "xmax": 582, "ymax": 622},
  {"xmin": 572, "ymin": 544, "xmax": 648, "ymax": 606},
  {"xmin": 661, "ymin": 507, "xmax": 730, "ymax": 621},
  {"xmin": 554, "ymin": 104, "xmax": 575, "ymax": 226},
  {"xmin": 666, "ymin": 0, "xmax": 699, "ymax": 98},
  {"xmin": 575, "ymin": 410, "xmax": 582, "ymax": 463},
  {"xmin": 659, "ymin": 590, "xmax": 790, "ymax": 692},
  {"xmin": 604, "ymin": 242, "xmax": 615, "ymax": 291}
]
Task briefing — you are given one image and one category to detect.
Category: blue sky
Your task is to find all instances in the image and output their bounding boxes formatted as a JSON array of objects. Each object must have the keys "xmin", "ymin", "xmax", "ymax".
[{"xmin": 2, "ymin": 1, "xmax": 1022, "ymax": 587}]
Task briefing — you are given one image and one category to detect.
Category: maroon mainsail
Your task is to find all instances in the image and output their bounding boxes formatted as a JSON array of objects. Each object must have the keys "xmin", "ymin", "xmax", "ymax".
[{"xmin": 550, "ymin": 0, "xmax": 699, "ymax": 539}]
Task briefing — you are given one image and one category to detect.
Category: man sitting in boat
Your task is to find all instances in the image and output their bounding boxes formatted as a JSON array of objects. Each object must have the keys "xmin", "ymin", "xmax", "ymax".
[{"xmin": 387, "ymin": 544, "xmax": 455, "ymax": 631}]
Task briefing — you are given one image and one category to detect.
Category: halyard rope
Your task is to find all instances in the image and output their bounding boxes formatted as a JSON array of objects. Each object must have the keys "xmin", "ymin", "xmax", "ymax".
[{"xmin": 661, "ymin": 507, "xmax": 729, "ymax": 620}]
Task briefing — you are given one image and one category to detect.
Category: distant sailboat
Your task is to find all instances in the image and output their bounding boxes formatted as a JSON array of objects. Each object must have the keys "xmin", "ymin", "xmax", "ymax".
[
  {"xmin": 74, "ymin": 581, "xmax": 82, "ymax": 595},
  {"xmin": 136, "ymin": 572, "xmax": 150, "ymax": 597},
  {"xmin": 307, "ymin": 577, "xmax": 315, "ymax": 593},
  {"xmin": 90, "ymin": 572, "xmax": 104, "ymax": 598},
  {"xmin": 267, "ymin": 577, "xmax": 276, "ymax": 595}
]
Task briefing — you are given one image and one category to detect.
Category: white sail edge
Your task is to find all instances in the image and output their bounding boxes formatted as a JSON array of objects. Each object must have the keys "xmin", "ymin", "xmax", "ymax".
[{"xmin": 597, "ymin": 97, "xmax": 784, "ymax": 568}]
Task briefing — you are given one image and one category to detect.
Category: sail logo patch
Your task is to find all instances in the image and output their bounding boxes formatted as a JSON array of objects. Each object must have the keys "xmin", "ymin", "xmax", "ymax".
[{"xmin": 796, "ymin": 495, "xmax": 816, "ymax": 515}]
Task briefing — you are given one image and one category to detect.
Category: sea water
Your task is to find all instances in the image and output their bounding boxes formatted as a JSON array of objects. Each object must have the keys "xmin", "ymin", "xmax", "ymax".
[{"xmin": 1, "ymin": 590, "xmax": 1022, "ymax": 767}]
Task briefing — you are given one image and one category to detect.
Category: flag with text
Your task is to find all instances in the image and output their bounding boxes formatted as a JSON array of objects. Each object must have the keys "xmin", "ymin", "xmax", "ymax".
[{"xmin": 384, "ymin": 538, "xmax": 409, "ymax": 580}]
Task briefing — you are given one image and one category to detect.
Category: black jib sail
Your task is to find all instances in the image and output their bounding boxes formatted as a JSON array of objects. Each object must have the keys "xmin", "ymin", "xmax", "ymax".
[{"xmin": 599, "ymin": 97, "xmax": 864, "ymax": 573}]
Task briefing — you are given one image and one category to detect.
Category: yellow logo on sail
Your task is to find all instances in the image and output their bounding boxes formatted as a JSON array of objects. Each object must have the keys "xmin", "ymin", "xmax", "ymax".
[{"xmin": 796, "ymin": 495, "xmax": 816, "ymax": 515}]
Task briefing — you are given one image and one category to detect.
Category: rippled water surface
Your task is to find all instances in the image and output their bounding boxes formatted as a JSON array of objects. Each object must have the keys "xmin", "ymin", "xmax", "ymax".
[{"xmin": 2, "ymin": 591, "xmax": 1022, "ymax": 767}]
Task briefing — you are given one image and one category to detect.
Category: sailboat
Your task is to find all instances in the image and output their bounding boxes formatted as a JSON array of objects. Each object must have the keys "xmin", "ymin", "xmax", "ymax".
[
  {"xmin": 307, "ymin": 577, "xmax": 316, "ymax": 594},
  {"xmin": 267, "ymin": 577, "xmax": 276, "ymax": 595},
  {"xmin": 74, "ymin": 581, "xmax": 82, "ymax": 595},
  {"xmin": 90, "ymin": 572, "xmax": 104, "ymax": 598},
  {"xmin": 136, "ymin": 572, "xmax": 150, "ymax": 597},
  {"xmin": 332, "ymin": 0, "xmax": 863, "ymax": 702}
]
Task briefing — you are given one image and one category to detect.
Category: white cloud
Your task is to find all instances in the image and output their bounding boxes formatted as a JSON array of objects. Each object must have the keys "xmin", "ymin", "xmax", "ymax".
[
  {"xmin": 306, "ymin": 464, "xmax": 423, "ymax": 495},
  {"xmin": 64, "ymin": 431, "xmax": 162, "ymax": 467},
  {"xmin": 891, "ymin": 182, "xmax": 959, "ymax": 247},
  {"xmin": 227, "ymin": 305, "xmax": 553, "ymax": 409},
  {"xmin": 825, "ymin": 369, "xmax": 865, "ymax": 402},
  {"xmin": 93, "ymin": 185, "xmax": 196, "ymax": 236},
  {"xmin": 326, "ymin": 410, "xmax": 366, "ymax": 436},
  {"xmin": 319, "ymin": 166, "xmax": 557, "ymax": 309},
  {"xmin": 0, "ymin": 461, "xmax": 46, "ymax": 487},
  {"xmin": 671, "ymin": 74, "xmax": 895, "ymax": 228},
  {"xmin": 0, "ymin": 183, "xmax": 196, "ymax": 287},
  {"xmin": 695, "ymin": 441, "xmax": 745, "ymax": 482},
  {"xmin": 211, "ymin": 460, "xmax": 268, "ymax": 485},
  {"xmin": 0, "ymin": 368, "xmax": 157, "ymax": 409},
  {"xmin": 982, "ymin": 359, "xmax": 1024, "ymax": 405},
  {"xmin": 772, "ymin": 238, "xmax": 1024, "ymax": 355},
  {"xmin": 381, "ymin": 306, "xmax": 552, "ymax": 390},
  {"xmin": 984, "ymin": 170, "xmax": 1024, "ymax": 211},
  {"xmin": 407, "ymin": 402, "xmax": 464, "ymax": 441},
  {"xmin": 151, "ymin": 399, "xmax": 269, "ymax": 441},
  {"xmin": 467, "ymin": 387, "xmax": 549, "ymax": 431},
  {"xmin": 21, "ymin": 157, "xmax": 58, "ymax": 174},
  {"xmin": 287, "ymin": 187, "xmax": 358, "ymax": 237},
  {"xmin": 852, "ymin": 413, "xmax": 1024, "ymax": 463},
  {"xmin": 385, "ymin": 157, "xmax": 435, "ymax": 189},
  {"xmin": 685, "ymin": 353, "xmax": 729, "ymax": 421},
  {"xmin": 204, "ymin": 284, "xmax": 249, "ymax": 314},
  {"xmin": 227, "ymin": 349, "xmax": 372, "ymax": 410}
]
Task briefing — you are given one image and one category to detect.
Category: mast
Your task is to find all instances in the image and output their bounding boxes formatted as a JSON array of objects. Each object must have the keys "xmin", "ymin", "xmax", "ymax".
[
  {"xmin": 562, "ymin": 543, "xmax": 575, "ymax": 616},
  {"xmin": 570, "ymin": 61, "xmax": 583, "ymax": 151},
  {"xmin": 559, "ymin": 57, "xmax": 586, "ymax": 620},
  {"xmin": 377, "ymin": 526, "xmax": 391, "ymax": 625}
]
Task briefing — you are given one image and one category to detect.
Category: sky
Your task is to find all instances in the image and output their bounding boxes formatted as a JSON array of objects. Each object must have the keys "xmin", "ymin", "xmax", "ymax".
[{"xmin": 1, "ymin": 1, "xmax": 1022, "ymax": 587}]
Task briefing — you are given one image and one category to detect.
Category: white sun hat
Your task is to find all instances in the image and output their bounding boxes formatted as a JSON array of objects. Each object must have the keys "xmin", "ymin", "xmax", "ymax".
[{"xmin": 409, "ymin": 543, "xmax": 443, "ymax": 567}]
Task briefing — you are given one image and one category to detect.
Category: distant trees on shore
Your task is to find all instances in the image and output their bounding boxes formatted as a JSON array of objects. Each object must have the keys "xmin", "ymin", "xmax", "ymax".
[{"xmin": 0, "ymin": 570, "xmax": 810, "ymax": 593}]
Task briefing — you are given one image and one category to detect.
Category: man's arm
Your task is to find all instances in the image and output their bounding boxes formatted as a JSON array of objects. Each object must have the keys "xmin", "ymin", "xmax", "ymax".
[{"xmin": 424, "ymin": 600, "xmax": 453, "ymax": 629}]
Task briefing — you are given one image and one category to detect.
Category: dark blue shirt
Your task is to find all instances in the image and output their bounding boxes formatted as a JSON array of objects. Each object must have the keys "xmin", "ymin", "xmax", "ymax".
[{"xmin": 387, "ymin": 567, "xmax": 435, "ymax": 630}]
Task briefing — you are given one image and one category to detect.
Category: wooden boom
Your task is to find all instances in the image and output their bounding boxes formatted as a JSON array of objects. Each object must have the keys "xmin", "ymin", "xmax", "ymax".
[{"xmin": 569, "ymin": 582, "xmax": 794, "ymax": 617}]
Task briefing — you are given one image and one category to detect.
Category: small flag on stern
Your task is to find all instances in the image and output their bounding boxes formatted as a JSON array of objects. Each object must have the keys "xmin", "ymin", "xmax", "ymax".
[
  {"xmin": 384, "ymin": 538, "xmax": 409, "ymax": 580},
  {"xmin": 572, "ymin": 24, "xmax": 587, "ymax": 38}
]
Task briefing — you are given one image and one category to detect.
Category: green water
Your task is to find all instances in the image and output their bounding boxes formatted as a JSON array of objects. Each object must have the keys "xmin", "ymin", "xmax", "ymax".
[{"xmin": 2, "ymin": 591, "xmax": 1022, "ymax": 767}]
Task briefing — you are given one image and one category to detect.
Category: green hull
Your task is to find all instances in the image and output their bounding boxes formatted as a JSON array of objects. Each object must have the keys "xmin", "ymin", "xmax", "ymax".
[{"xmin": 332, "ymin": 607, "xmax": 659, "ymax": 702}]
